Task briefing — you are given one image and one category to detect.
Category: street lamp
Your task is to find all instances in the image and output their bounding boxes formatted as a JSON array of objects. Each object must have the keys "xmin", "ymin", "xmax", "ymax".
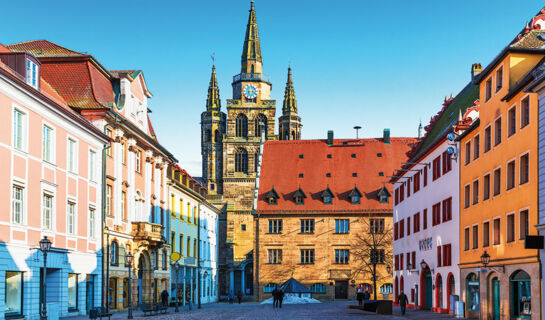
[
  {"xmin": 39, "ymin": 236, "xmax": 52, "ymax": 320},
  {"xmin": 480, "ymin": 251, "xmax": 490, "ymax": 267},
  {"xmin": 386, "ymin": 265, "xmax": 392, "ymax": 274},
  {"xmin": 420, "ymin": 259, "xmax": 427, "ymax": 270},
  {"xmin": 125, "ymin": 252, "xmax": 134, "ymax": 319}
]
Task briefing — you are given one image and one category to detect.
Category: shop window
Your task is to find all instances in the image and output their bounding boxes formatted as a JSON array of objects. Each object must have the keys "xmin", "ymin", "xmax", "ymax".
[
  {"xmin": 68, "ymin": 273, "xmax": 78, "ymax": 311},
  {"xmin": 510, "ymin": 270, "xmax": 531, "ymax": 318},
  {"xmin": 466, "ymin": 273, "xmax": 480, "ymax": 312},
  {"xmin": 5, "ymin": 271, "xmax": 23, "ymax": 317},
  {"xmin": 310, "ymin": 283, "xmax": 326, "ymax": 293},
  {"xmin": 109, "ymin": 278, "xmax": 117, "ymax": 309}
]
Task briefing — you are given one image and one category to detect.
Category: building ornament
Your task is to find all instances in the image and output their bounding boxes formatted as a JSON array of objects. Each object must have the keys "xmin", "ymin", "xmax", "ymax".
[
  {"xmin": 127, "ymin": 138, "xmax": 137, "ymax": 152},
  {"xmin": 145, "ymin": 150, "xmax": 154, "ymax": 162}
]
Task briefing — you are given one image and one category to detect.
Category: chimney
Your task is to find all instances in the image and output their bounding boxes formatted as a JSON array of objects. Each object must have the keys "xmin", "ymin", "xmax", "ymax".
[
  {"xmin": 383, "ymin": 129, "xmax": 390, "ymax": 144},
  {"xmin": 471, "ymin": 63, "xmax": 482, "ymax": 81},
  {"xmin": 327, "ymin": 130, "xmax": 334, "ymax": 146}
]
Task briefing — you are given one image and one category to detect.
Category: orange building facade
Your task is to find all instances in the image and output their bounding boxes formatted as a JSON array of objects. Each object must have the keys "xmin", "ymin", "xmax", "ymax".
[{"xmin": 457, "ymin": 44, "xmax": 544, "ymax": 319}]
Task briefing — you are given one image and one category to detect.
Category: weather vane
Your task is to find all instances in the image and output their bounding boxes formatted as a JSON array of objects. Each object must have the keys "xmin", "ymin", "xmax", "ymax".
[{"xmin": 211, "ymin": 53, "xmax": 215, "ymax": 65}]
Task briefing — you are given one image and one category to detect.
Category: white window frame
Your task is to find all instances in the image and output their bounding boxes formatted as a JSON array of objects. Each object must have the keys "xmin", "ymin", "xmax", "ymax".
[
  {"xmin": 518, "ymin": 207, "xmax": 530, "ymax": 241},
  {"xmin": 89, "ymin": 206, "xmax": 96, "ymax": 240},
  {"xmin": 520, "ymin": 94, "xmax": 531, "ymax": 130},
  {"xmin": 12, "ymin": 107, "xmax": 27, "ymax": 152},
  {"xmin": 135, "ymin": 150, "xmax": 141, "ymax": 173},
  {"xmin": 67, "ymin": 137, "xmax": 78, "ymax": 174},
  {"xmin": 42, "ymin": 124, "xmax": 55, "ymax": 163},
  {"xmin": 67, "ymin": 201, "xmax": 77, "ymax": 235},
  {"xmin": 506, "ymin": 157, "xmax": 516, "ymax": 191},
  {"xmin": 42, "ymin": 193, "xmax": 54, "ymax": 231},
  {"xmin": 506, "ymin": 212, "xmax": 516, "ymax": 243},
  {"xmin": 25, "ymin": 58, "xmax": 38, "ymax": 88},
  {"xmin": 89, "ymin": 149, "xmax": 97, "ymax": 182},
  {"xmin": 11, "ymin": 183, "xmax": 25, "ymax": 225}
]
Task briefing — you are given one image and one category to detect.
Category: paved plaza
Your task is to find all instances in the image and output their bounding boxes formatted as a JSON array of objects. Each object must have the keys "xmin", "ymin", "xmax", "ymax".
[{"xmin": 64, "ymin": 302, "xmax": 464, "ymax": 320}]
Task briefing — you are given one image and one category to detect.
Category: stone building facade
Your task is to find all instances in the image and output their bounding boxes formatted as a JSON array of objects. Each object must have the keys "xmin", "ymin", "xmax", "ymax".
[{"xmin": 201, "ymin": 2, "xmax": 302, "ymax": 298}]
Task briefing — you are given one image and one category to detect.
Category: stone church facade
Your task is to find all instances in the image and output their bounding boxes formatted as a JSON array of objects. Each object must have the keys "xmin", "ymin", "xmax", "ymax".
[{"xmin": 201, "ymin": 2, "xmax": 302, "ymax": 298}]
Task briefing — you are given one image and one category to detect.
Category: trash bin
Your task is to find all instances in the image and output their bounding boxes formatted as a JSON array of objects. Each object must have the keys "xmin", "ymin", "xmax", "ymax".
[
  {"xmin": 455, "ymin": 301, "xmax": 465, "ymax": 318},
  {"xmin": 450, "ymin": 295, "xmax": 459, "ymax": 315}
]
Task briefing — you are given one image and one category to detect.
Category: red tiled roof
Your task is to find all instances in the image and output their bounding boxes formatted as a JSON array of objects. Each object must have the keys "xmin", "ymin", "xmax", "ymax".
[
  {"xmin": 0, "ymin": 44, "xmax": 11, "ymax": 53},
  {"xmin": 256, "ymin": 138, "xmax": 417, "ymax": 214},
  {"xmin": 6, "ymin": 40, "xmax": 85, "ymax": 57},
  {"xmin": 147, "ymin": 114, "xmax": 157, "ymax": 140}
]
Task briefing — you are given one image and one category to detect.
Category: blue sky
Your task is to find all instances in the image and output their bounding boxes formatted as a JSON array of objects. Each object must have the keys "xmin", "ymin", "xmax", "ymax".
[{"xmin": 1, "ymin": 0, "xmax": 543, "ymax": 175}]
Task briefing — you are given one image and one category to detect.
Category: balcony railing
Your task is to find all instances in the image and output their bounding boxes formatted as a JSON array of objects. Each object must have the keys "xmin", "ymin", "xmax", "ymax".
[
  {"xmin": 131, "ymin": 221, "xmax": 164, "ymax": 244},
  {"xmin": 233, "ymin": 73, "xmax": 270, "ymax": 83}
]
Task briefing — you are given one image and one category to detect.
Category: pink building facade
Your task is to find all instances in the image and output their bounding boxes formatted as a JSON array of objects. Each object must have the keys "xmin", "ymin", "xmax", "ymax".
[{"xmin": 0, "ymin": 46, "xmax": 109, "ymax": 319}]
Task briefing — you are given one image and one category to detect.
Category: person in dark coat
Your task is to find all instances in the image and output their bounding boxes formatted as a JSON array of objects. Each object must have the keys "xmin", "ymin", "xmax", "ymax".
[
  {"xmin": 228, "ymin": 290, "xmax": 234, "ymax": 304},
  {"xmin": 356, "ymin": 285, "xmax": 363, "ymax": 306},
  {"xmin": 398, "ymin": 291, "xmax": 409, "ymax": 315},
  {"xmin": 277, "ymin": 289, "xmax": 285, "ymax": 308},
  {"xmin": 161, "ymin": 289, "xmax": 169, "ymax": 308},
  {"xmin": 272, "ymin": 288, "xmax": 279, "ymax": 308},
  {"xmin": 237, "ymin": 291, "xmax": 242, "ymax": 304}
]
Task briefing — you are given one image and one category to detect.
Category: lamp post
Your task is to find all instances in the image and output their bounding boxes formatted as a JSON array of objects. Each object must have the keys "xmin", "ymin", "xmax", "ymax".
[
  {"xmin": 39, "ymin": 236, "xmax": 52, "ymax": 320},
  {"xmin": 126, "ymin": 252, "xmax": 134, "ymax": 319},
  {"xmin": 174, "ymin": 263, "xmax": 179, "ymax": 312}
]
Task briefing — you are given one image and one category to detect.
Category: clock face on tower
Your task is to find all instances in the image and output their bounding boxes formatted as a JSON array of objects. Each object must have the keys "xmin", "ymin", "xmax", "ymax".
[{"xmin": 243, "ymin": 84, "xmax": 258, "ymax": 99}]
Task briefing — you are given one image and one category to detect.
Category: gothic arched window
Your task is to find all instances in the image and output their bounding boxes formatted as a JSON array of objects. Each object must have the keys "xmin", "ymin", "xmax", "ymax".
[
  {"xmin": 255, "ymin": 114, "xmax": 267, "ymax": 137},
  {"xmin": 111, "ymin": 241, "xmax": 119, "ymax": 266},
  {"xmin": 214, "ymin": 129, "xmax": 221, "ymax": 143},
  {"xmin": 235, "ymin": 114, "xmax": 248, "ymax": 138},
  {"xmin": 235, "ymin": 148, "xmax": 248, "ymax": 173},
  {"xmin": 205, "ymin": 129, "xmax": 211, "ymax": 143}
]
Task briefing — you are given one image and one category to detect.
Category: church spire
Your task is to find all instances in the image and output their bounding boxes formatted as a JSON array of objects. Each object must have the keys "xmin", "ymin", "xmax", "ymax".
[
  {"xmin": 206, "ymin": 65, "xmax": 221, "ymax": 111},
  {"xmin": 283, "ymin": 67, "xmax": 297, "ymax": 113},
  {"xmin": 241, "ymin": 1, "xmax": 263, "ymax": 74}
]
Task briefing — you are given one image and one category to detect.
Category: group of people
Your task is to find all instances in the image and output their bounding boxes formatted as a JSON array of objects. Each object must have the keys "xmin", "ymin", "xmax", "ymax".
[
  {"xmin": 228, "ymin": 290, "xmax": 243, "ymax": 304},
  {"xmin": 356, "ymin": 289, "xmax": 371, "ymax": 306},
  {"xmin": 271, "ymin": 287, "xmax": 285, "ymax": 308}
]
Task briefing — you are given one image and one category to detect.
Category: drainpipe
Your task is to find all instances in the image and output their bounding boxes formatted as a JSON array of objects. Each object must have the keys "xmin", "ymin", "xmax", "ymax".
[
  {"xmin": 102, "ymin": 122, "xmax": 114, "ymax": 312},
  {"xmin": 197, "ymin": 203, "xmax": 201, "ymax": 309}
]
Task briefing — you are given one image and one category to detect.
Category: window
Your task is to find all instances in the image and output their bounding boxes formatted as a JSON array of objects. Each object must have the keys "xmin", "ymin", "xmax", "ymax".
[
  {"xmin": 41, "ymin": 194, "xmax": 53, "ymax": 230},
  {"xmin": 12, "ymin": 186, "xmax": 24, "ymax": 224},
  {"xmin": 179, "ymin": 235, "xmax": 183, "ymax": 253},
  {"xmin": 413, "ymin": 172, "xmax": 420, "ymax": 193},
  {"xmin": 508, "ymin": 106, "xmax": 516, "ymax": 136},
  {"xmin": 484, "ymin": 126, "xmax": 491, "ymax": 153},
  {"xmin": 241, "ymin": 224, "xmax": 246, "ymax": 231},
  {"xmin": 335, "ymin": 219, "xmax": 349, "ymax": 234},
  {"xmin": 187, "ymin": 238, "xmax": 191, "ymax": 256},
  {"xmin": 399, "ymin": 184, "xmax": 405, "ymax": 202},
  {"xmin": 135, "ymin": 150, "xmax": 141, "ymax": 173},
  {"xmin": 394, "ymin": 222, "xmax": 398, "ymax": 240},
  {"xmin": 121, "ymin": 142, "xmax": 126, "ymax": 164},
  {"xmin": 268, "ymin": 219, "xmax": 283, "ymax": 233},
  {"xmin": 121, "ymin": 191, "xmax": 127, "ymax": 221},
  {"xmin": 371, "ymin": 249, "xmax": 385, "ymax": 264},
  {"xmin": 507, "ymin": 160, "xmax": 515, "ymax": 190},
  {"xmin": 433, "ymin": 156, "xmax": 441, "ymax": 180},
  {"xmin": 520, "ymin": 153, "xmax": 529, "ymax": 185},
  {"xmin": 432, "ymin": 202, "xmax": 441, "ymax": 226},
  {"xmin": 5, "ymin": 271, "xmax": 23, "ymax": 316},
  {"xmin": 423, "ymin": 166, "xmax": 428, "ymax": 187},
  {"xmin": 472, "ymin": 180, "xmax": 479, "ymax": 205},
  {"xmin": 25, "ymin": 59, "xmax": 38, "ymax": 88},
  {"xmin": 335, "ymin": 249, "xmax": 349, "ymax": 264},
  {"xmin": 485, "ymin": 77, "xmax": 492, "ymax": 101},
  {"xmin": 299, "ymin": 154, "xmax": 304, "ymax": 159},
  {"xmin": 507, "ymin": 214, "xmax": 515, "ymax": 243},
  {"xmin": 162, "ymin": 250, "xmax": 167, "ymax": 270},
  {"xmin": 255, "ymin": 114, "xmax": 267, "ymax": 136},
  {"xmin": 407, "ymin": 217, "xmax": 411, "ymax": 235},
  {"xmin": 68, "ymin": 138, "xmax": 78, "ymax": 173},
  {"xmin": 423, "ymin": 209, "xmax": 428, "ymax": 230},
  {"xmin": 495, "ymin": 67, "xmax": 503, "ymax": 92},
  {"xmin": 351, "ymin": 154, "xmax": 356, "ymax": 158},
  {"xmin": 300, "ymin": 249, "xmax": 315, "ymax": 264},
  {"xmin": 89, "ymin": 208, "xmax": 96, "ymax": 239},
  {"xmin": 493, "ymin": 218, "xmax": 501, "ymax": 245},
  {"xmin": 268, "ymin": 249, "xmax": 282, "ymax": 264},
  {"xmin": 68, "ymin": 274, "xmax": 78, "ymax": 310},
  {"xmin": 442, "ymin": 198, "xmax": 452, "ymax": 222},
  {"xmin": 473, "ymin": 135, "xmax": 480, "ymax": 160},
  {"xmin": 442, "ymin": 244, "xmax": 452, "ymax": 266},
  {"xmin": 465, "ymin": 141, "xmax": 471, "ymax": 165},
  {"xmin": 323, "ymin": 194, "xmax": 332, "ymax": 204},
  {"xmin": 494, "ymin": 117, "xmax": 502, "ymax": 146},
  {"xmin": 327, "ymin": 154, "xmax": 332, "ymax": 158},
  {"xmin": 43, "ymin": 125, "xmax": 53, "ymax": 162},
  {"xmin": 521, "ymin": 96, "xmax": 530, "ymax": 128},
  {"xmin": 413, "ymin": 212, "xmax": 420, "ymax": 233},
  {"xmin": 437, "ymin": 246, "xmax": 442, "ymax": 267},
  {"xmin": 442, "ymin": 151, "xmax": 452, "ymax": 174},
  {"xmin": 111, "ymin": 241, "xmax": 119, "ymax": 265},
  {"xmin": 464, "ymin": 227, "xmax": 470, "ymax": 251},
  {"xmin": 483, "ymin": 174, "xmax": 490, "ymax": 201},
  {"xmin": 235, "ymin": 113, "xmax": 248, "ymax": 138},
  {"xmin": 298, "ymin": 173, "xmax": 304, "ymax": 178},
  {"xmin": 105, "ymin": 129, "xmax": 112, "ymax": 156},
  {"xmin": 264, "ymin": 283, "xmax": 278, "ymax": 293},
  {"xmin": 235, "ymin": 148, "xmax": 248, "ymax": 173},
  {"xmin": 300, "ymin": 219, "xmax": 314, "ymax": 233},
  {"xmin": 13, "ymin": 109, "xmax": 25, "ymax": 150},
  {"xmin": 520, "ymin": 210, "xmax": 529, "ymax": 240},
  {"xmin": 472, "ymin": 225, "xmax": 478, "ymax": 249},
  {"xmin": 464, "ymin": 185, "xmax": 470, "ymax": 208},
  {"xmin": 351, "ymin": 194, "xmax": 360, "ymax": 203},
  {"xmin": 493, "ymin": 168, "xmax": 501, "ymax": 196},
  {"xmin": 310, "ymin": 283, "xmax": 326, "ymax": 293},
  {"xmin": 483, "ymin": 221, "xmax": 490, "ymax": 247},
  {"xmin": 89, "ymin": 150, "xmax": 97, "ymax": 182},
  {"xmin": 399, "ymin": 219, "xmax": 404, "ymax": 238},
  {"xmin": 67, "ymin": 202, "xmax": 76, "ymax": 235},
  {"xmin": 370, "ymin": 219, "xmax": 385, "ymax": 234},
  {"xmin": 106, "ymin": 185, "xmax": 112, "ymax": 217}
]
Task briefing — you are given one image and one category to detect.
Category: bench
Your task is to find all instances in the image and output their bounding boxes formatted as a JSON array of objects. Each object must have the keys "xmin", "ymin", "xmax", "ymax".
[
  {"xmin": 142, "ymin": 304, "xmax": 155, "ymax": 317},
  {"xmin": 89, "ymin": 307, "xmax": 112, "ymax": 320}
]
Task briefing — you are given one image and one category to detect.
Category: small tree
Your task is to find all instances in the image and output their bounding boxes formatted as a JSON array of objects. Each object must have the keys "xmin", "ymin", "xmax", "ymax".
[{"xmin": 351, "ymin": 214, "xmax": 393, "ymax": 300}]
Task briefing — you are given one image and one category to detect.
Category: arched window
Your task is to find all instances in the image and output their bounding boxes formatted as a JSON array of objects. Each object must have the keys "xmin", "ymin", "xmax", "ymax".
[
  {"xmin": 111, "ymin": 241, "xmax": 119, "ymax": 266},
  {"xmin": 235, "ymin": 148, "xmax": 248, "ymax": 173},
  {"xmin": 235, "ymin": 114, "xmax": 248, "ymax": 138},
  {"xmin": 250, "ymin": 65, "xmax": 254, "ymax": 74},
  {"xmin": 466, "ymin": 273, "xmax": 479, "ymax": 312},
  {"xmin": 394, "ymin": 276, "xmax": 399, "ymax": 302},
  {"xmin": 205, "ymin": 129, "xmax": 211, "ymax": 143},
  {"xmin": 255, "ymin": 114, "xmax": 267, "ymax": 137},
  {"xmin": 214, "ymin": 129, "xmax": 221, "ymax": 143},
  {"xmin": 436, "ymin": 273, "xmax": 443, "ymax": 309},
  {"xmin": 291, "ymin": 131, "xmax": 295, "ymax": 140},
  {"xmin": 510, "ymin": 270, "xmax": 531, "ymax": 318}
]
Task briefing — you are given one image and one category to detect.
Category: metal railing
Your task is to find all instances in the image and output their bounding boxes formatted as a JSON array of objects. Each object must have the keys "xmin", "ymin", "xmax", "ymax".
[{"xmin": 233, "ymin": 73, "xmax": 270, "ymax": 83}]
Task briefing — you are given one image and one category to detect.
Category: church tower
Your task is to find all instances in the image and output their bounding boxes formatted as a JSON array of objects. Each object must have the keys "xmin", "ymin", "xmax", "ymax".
[
  {"xmin": 278, "ymin": 67, "xmax": 302, "ymax": 140},
  {"xmin": 201, "ymin": 65, "xmax": 226, "ymax": 194}
]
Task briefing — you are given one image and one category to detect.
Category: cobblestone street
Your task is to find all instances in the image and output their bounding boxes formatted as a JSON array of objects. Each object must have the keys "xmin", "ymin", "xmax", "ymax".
[{"xmin": 64, "ymin": 302, "xmax": 464, "ymax": 320}]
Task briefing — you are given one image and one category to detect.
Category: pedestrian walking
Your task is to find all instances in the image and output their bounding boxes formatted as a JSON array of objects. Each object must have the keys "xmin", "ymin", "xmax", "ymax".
[
  {"xmin": 278, "ymin": 289, "xmax": 285, "ymax": 309},
  {"xmin": 272, "ymin": 287, "xmax": 279, "ymax": 308},
  {"xmin": 356, "ymin": 285, "xmax": 363, "ymax": 306},
  {"xmin": 161, "ymin": 289, "xmax": 169, "ymax": 308},
  {"xmin": 398, "ymin": 291, "xmax": 409, "ymax": 316},
  {"xmin": 237, "ymin": 290, "xmax": 242, "ymax": 304},
  {"xmin": 228, "ymin": 290, "xmax": 234, "ymax": 304}
]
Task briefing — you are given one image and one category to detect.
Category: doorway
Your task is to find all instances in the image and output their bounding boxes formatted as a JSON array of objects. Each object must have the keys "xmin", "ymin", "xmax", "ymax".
[
  {"xmin": 335, "ymin": 280, "xmax": 348, "ymax": 299},
  {"xmin": 86, "ymin": 275, "xmax": 95, "ymax": 314},
  {"xmin": 420, "ymin": 267, "xmax": 432, "ymax": 310},
  {"xmin": 492, "ymin": 277, "xmax": 500, "ymax": 320}
]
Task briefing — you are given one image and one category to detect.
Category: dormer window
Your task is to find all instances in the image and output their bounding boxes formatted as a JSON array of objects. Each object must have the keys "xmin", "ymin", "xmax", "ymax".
[
  {"xmin": 25, "ymin": 59, "xmax": 38, "ymax": 89},
  {"xmin": 377, "ymin": 185, "xmax": 391, "ymax": 204},
  {"xmin": 349, "ymin": 186, "xmax": 362, "ymax": 204},
  {"xmin": 293, "ymin": 187, "xmax": 306, "ymax": 205},
  {"xmin": 321, "ymin": 186, "xmax": 334, "ymax": 205},
  {"xmin": 265, "ymin": 187, "xmax": 279, "ymax": 205}
]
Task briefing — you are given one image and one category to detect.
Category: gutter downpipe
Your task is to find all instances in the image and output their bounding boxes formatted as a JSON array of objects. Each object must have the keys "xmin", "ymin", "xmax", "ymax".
[
  {"xmin": 102, "ymin": 124, "xmax": 112, "ymax": 312},
  {"xmin": 198, "ymin": 199, "xmax": 202, "ymax": 309}
]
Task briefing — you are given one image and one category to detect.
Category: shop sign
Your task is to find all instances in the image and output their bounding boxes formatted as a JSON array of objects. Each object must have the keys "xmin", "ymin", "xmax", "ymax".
[{"xmin": 419, "ymin": 237, "xmax": 433, "ymax": 251}]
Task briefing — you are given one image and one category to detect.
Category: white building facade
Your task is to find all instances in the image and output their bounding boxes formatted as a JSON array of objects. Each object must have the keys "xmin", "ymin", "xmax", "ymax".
[{"xmin": 198, "ymin": 201, "xmax": 219, "ymax": 304}]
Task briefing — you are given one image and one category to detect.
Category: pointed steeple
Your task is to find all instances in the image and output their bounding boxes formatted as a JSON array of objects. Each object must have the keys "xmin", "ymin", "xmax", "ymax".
[
  {"xmin": 241, "ymin": 1, "xmax": 263, "ymax": 74},
  {"xmin": 206, "ymin": 65, "xmax": 221, "ymax": 111},
  {"xmin": 283, "ymin": 67, "xmax": 297, "ymax": 113}
]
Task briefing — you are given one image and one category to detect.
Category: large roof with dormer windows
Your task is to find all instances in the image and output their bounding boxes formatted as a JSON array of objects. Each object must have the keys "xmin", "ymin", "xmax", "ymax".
[{"xmin": 256, "ymin": 137, "xmax": 416, "ymax": 214}]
